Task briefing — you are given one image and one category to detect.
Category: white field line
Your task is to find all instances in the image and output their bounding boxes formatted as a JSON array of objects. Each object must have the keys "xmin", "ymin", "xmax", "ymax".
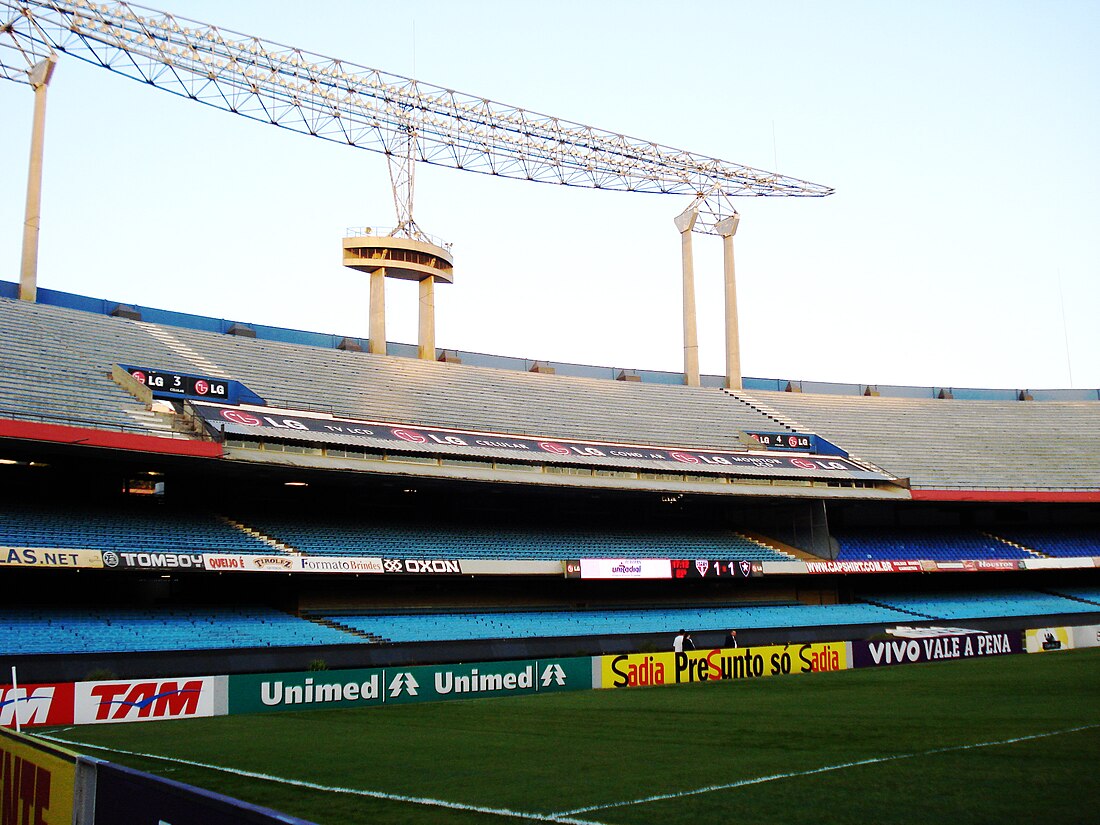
[
  {"xmin": 38, "ymin": 734, "xmax": 609, "ymax": 825},
  {"xmin": 556, "ymin": 723, "xmax": 1100, "ymax": 817}
]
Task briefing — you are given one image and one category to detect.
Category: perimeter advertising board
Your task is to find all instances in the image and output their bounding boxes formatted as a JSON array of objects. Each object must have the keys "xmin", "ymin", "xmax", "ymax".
[
  {"xmin": 99, "ymin": 551, "xmax": 206, "ymax": 571},
  {"xmin": 0, "ymin": 548, "xmax": 103, "ymax": 570},
  {"xmin": 0, "ymin": 684, "xmax": 75, "ymax": 729},
  {"xmin": 202, "ymin": 554, "xmax": 465, "ymax": 574},
  {"xmin": 74, "ymin": 676, "xmax": 227, "ymax": 725},
  {"xmin": 196, "ymin": 402, "xmax": 887, "ymax": 480},
  {"xmin": 90, "ymin": 761, "xmax": 316, "ymax": 825},
  {"xmin": 1025, "ymin": 627, "xmax": 1072, "ymax": 653},
  {"xmin": 596, "ymin": 642, "xmax": 849, "ymax": 689},
  {"xmin": 230, "ymin": 657, "xmax": 591, "ymax": 715},
  {"xmin": 851, "ymin": 631, "xmax": 1023, "ymax": 667},
  {"xmin": 1071, "ymin": 625, "xmax": 1100, "ymax": 650},
  {"xmin": 0, "ymin": 728, "xmax": 77, "ymax": 825}
]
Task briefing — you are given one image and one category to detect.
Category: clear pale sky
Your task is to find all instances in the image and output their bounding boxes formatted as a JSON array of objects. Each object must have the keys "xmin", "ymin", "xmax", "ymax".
[{"xmin": 2, "ymin": 1, "xmax": 1097, "ymax": 389}]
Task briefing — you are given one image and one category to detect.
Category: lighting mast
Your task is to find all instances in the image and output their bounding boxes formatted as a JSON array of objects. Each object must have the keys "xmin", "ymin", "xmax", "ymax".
[{"xmin": 2, "ymin": 0, "xmax": 833, "ymax": 380}]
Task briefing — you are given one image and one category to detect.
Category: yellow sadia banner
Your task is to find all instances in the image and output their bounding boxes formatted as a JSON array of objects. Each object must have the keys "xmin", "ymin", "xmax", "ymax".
[
  {"xmin": 598, "ymin": 642, "xmax": 848, "ymax": 689},
  {"xmin": 0, "ymin": 728, "xmax": 77, "ymax": 825},
  {"xmin": 1025, "ymin": 627, "xmax": 1073, "ymax": 653}
]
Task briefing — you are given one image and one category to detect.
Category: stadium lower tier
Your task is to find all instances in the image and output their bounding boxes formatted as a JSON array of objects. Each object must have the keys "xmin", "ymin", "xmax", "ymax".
[
  {"xmin": 2, "ymin": 499, "xmax": 1098, "ymax": 562},
  {"xmin": 0, "ymin": 605, "xmax": 356, "ymax": 655},
  {"xmin": 5, "ymin": 591, "xmax": 1100, "ymax": 655},
  {"xmin": 835, "ymin": 529, "xmax": 1030, "ymax": 561},
  {"xmin": 230, "ymin": 512, "xmax": 789, "ymax": 561},
  {"xmin": 860, "ymin": 588, "xmax": 1100, "ymax": 620},
  {"xmin": 832, "ymin": 527, "xmax": 1100, "ymax": 561}
]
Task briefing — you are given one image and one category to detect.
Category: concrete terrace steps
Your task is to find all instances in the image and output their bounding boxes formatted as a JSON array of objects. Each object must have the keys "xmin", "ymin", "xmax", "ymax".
[
  {"xmin": 305, "ymin": 615, "xmax": 383, "ymax": 643},
  {"xmin": 737, "ymin": 531, "xmax": 813, "ymax": 562},
  {"xmin": 220, "ymin": 516, "xmax": 301, "ymax": 555},
  {"xmin": 981, "ymin": 531, "xmax": 1048, "ymax": 558}
]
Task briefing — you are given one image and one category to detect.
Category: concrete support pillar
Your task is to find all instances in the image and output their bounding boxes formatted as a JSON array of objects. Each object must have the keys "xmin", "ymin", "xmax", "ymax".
[
  {"xmin": 418, "ymin": 276, "xmax": 436, "ymax": 360},
  {"xmin": 674, "ymin": 207, "xmax": 700, "ymax": 387},
  {"xmin": 716, "ymin": 214, "xmax": 742, "ymax": 390},
  {"xmin": 20, "ymin": 57, "xmax": 57, "ymax": 303},
  {"xmin": 369, "ymin": 269, "xmax": 387, "ymax": 355}
]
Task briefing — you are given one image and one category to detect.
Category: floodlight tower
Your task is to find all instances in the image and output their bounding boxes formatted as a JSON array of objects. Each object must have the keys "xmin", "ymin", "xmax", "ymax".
[
  {"xmin": 16, "ymin": 54, "xmax": 56, "ymax": 302},
  {"xmin": 342, "ymin": 117, "xmax": 454, "ymax": 359},
  {"xmin": 1, "ymin": 0, "xmax": 834, "ymax": 381}
]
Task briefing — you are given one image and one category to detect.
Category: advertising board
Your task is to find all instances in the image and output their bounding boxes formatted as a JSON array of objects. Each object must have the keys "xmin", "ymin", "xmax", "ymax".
[
  {"xmin": 230, "ymin": 657, "xmax": 591, "ymax": 715},
  {"xmin": 74, "ymin": 676, "xmax": 227, "ymax": 725},
  {"xmin": 1070, "ymin": 624, "xmax": 1100, "ymax": 650},
  {"xmin": 0, "ymin": 683, "xmax": 75, "ymax": 729},
  {"xmin": 0, "ymin": 548, "xmax": 103, "ymax": 570},
  {"xmin": 99, "ymin": 551, "xmax": 205, "ymax": 571},
  {"xmin": 596, "ymin": 642, "xmax": 848, "ymax": 689},
  {"xmin": 669, "ymin": 559, "xmax": 759, "ymax": 579},
  {"xmin": 202, "ymin": 554, "xmax": 472, "ymax": 574},
  {"xmin": 564, "ymin": 559, "xmax": 672, "ymax": 579},
  {"xmin": 90, "ymin": 761, "xmax": 316, "ymax": 825},
  {"xmin": 195, "ymin": 402, "xmax": 888, "ymax": 480},
  {"xmin": 120, "ymin": 365, "xmax": 265, "ymax": 406},
  {"xmin": 851, "ymin": 631, "xmax": 1023, "ymax": 667},
  {"xmin": 1024, "ymin": 627, "xmax": 1073, "ymax": 653},
  {"xmin": 0, "ymin": 728, "xmax": 77, "ymax": 825}
]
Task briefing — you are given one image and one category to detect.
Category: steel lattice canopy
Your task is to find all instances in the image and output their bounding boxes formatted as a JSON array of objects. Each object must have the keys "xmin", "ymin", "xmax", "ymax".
[{"xmin": 0, "ymin": 0, "xmax": 833, "ymax": 233}]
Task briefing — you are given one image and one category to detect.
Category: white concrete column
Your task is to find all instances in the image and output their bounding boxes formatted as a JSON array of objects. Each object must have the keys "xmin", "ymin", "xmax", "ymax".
[
  {"xmin": 369, "ymin": 269, "xmax": 387, "ymax": 354},
  {"xmin": 716, "ymin": 214, "xmax": 742, "ymax": 390},
  {"xmin": 674, "ymin": 207, "xmax": 700, "ymax": 387},
  {"xmin": 20, "ymin": 57, "xmax": 57, "ymax": 303},
  {"xmin": 418, "ymin": 276, "xmax": 436, "ymax": 360}
]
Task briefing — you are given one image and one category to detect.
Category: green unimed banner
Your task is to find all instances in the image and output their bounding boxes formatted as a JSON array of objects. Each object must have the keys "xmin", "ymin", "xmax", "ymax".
[{"xmin": 229, "ymin": 657, "xmax": 592, "ymax": 715}]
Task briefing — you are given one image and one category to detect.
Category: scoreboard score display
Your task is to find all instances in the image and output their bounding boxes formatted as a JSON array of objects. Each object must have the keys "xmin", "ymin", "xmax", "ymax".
[
  {"xmin": 745, "ymin": 431, "xmax": 814, "ymax": 452},
  {"xmin": 126, "ymin": 367, "xmax": 230, "ymax": 401}
]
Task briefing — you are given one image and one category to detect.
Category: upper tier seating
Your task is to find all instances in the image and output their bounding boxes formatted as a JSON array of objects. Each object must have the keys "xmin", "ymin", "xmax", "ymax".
[
  {"xmin": 0, "ymin": 605, "xmax": 359, "ymax": 655},
  {"xmin": 0, "ymin": 298, "xmax": 783, "ymax": 451},
  {"xmin": 736, "ymin": 389, "xmax": 1100, "ymax": 490},
  {"xmin": 4, "ymin": 296, "xmax": 1098, "ymax": 491},
  {"xmin": 859, "ymin": 590, "xmax": 1099, "ymax": 620},
  {"xmin": 237, "ymin": 513, "xmax": 790, "ymax": 561},
  {"xmin": 834, "ymin": 528, "xmax": 1033, "ymax": 561},
  {"xmin": 0, "ymin": 500, "xmax": 276, "ymax": 555},
  {"xmin": 991, "ymin": 527, "xmax": 1100, "ymax": 558},
  {"xmin": 0, "ymin": 300, "xmax": 181, "ymax": 437}
]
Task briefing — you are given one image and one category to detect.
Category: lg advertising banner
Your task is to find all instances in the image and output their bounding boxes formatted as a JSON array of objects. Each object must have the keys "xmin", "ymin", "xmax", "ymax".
[
  {"xmin": 230, "ymin": 657, "xmax": 592, "ymax": 715},
  {"xmin": 0, "ymin": 683, "xmax": 75, "ymax": 729},
  {"xmin": 596, "ymin": 642, "xmax": 849, "ymax": 689},
  {"xmin": 0, "ymin": 727, "xmax": 77, "ymax": 825},
  {"xmin": 196, "ymin": 402, "xmax": 886, "ymax": 480},
  {"xmin": 851, "ymin": 632, "xmax": 1023, "ymax": 668},
  {"xmin": 74, "ymin": 676, "xmax": 227, "ymax": 725}
]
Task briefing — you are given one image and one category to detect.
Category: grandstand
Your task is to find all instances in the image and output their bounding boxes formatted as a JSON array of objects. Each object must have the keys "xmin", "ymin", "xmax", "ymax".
[{"xmin": 1, "ymin": 282, "xmax": 1098, "ymax": 684}]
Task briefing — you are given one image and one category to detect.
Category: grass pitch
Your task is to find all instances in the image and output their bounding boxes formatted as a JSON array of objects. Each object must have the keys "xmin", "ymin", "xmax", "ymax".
[{"xmin": 45, "ymin": 649, "xmax": 1100, "ymax": 824}]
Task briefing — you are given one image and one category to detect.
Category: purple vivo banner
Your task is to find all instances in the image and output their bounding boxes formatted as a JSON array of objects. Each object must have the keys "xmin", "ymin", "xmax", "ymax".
[{"xmin": 851, "ymin": 632, "xmax": 1023, "ymax": 668}]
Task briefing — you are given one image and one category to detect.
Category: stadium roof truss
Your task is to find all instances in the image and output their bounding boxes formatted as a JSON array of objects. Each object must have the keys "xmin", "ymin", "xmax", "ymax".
[{"xmin": 0, "ymin": 0, "xmax": 833, "ymax": 234}]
